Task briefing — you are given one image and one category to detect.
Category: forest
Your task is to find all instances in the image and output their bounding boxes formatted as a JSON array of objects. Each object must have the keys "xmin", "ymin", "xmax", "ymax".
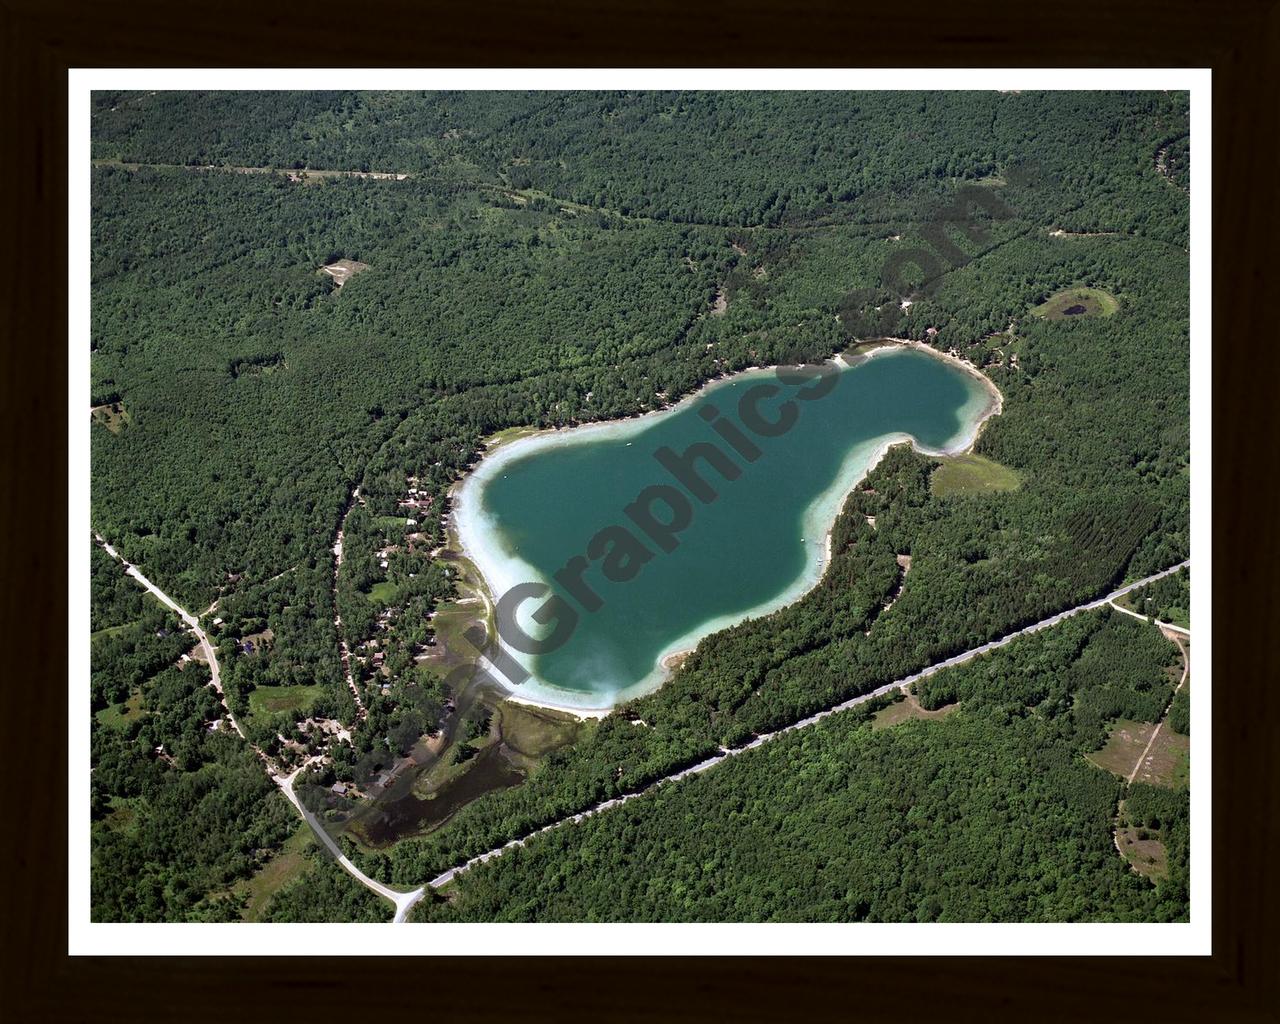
[
  {"xmin": 412, "ymin": 611, "xmax": 1188, "ymax": 922},
  {"xmin": 1122, "ymin": 567, "xmax": 1192, "ymax": 629},
  {"xmin": 89, "ymin": 90, "xmax": 1191, "ymax": 921}
]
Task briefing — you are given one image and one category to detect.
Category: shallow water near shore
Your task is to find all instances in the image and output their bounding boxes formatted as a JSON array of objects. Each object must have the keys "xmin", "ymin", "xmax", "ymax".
[{"xmin": 454, "ymin": 347, "xmax": 995, "ymax": 712}]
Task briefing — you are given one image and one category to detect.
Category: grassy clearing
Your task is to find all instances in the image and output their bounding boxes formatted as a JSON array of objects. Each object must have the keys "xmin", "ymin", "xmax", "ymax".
[
  {"xmin": 419, "ymin": 601, "xmax": 483, "ymax": 681},
  {"xmin": 233, "ymin": 825, "xmax": 315, "ymax": 921},
  {"xmin": 247, "ymin": 683, "xmax": 323, "ymax": 718},
  {"xmin": 91, "ymin": 620, "xmax": 138, "ymax": 643},
  {"xmin": 1115, "ymin": 826, "xmax": 1168, "ymax": 881},
  {"xmin": 496, "ymin": 701, "xmax": 587, "ymax": 759},
  {"xmin": 930, "ymin": 453, "xmax": 1022, "ymax": 497},
  {"xmin": 364, "ymin": 580, "xmax": 403, "ymax": 605},
  {"xmin": 406, "ymin": 738, "xmax": 484, "ymax": 799},
  {"xmin": 96, "ymin": 690, "xmax": 145, "ymax": 730},
  {"xmin": 871, "ymin": 693, "xmax": 959, "ymax": 730},
  {"xmin": 1086, "ymin": 719, "xmax": 1156, "ymax": 778},
  {"xmin": 99, "ymin": 796, "xmax": 141, "ymax": 835},
  {"xmin": 483, "ymin": 423, "xmax": 550, "ymax": 452},
  {"xmin": 91, "ymin": 402, "xmax": 132, "ymax": 433},
  {"xmin": 1133, "ymin": 727, "xmax": 1189, "ymax": 789},
  {"xmin": 1031, "ymin": 286, "xmax": 1119, "ymax": 320}
]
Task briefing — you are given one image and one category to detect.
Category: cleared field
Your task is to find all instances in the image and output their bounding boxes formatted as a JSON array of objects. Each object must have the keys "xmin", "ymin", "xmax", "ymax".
[
  {"xmin": 99, "ymin": 796, "xmax": 141, "ymax": 835},
  {"xmin": 871, "ymin": 693, "xmax": 959, "ymax": 730},
  {"xmin": 319, "ymin": 258, "xmax": 370, "ymax": 288},
  {"xmin": 1116, "ymin": 826, "xmax": 1168, "ymax": 881},
  {"xmin": 497, "ymin": 701, "xmax": 587, "ymax": 759},
  {"xmin": 96, "ymin": 690, "xmax": 145, "ymax": 730},
  {"xmin": 91, "ymin": 620, "xmax": 138, "ymax": 643},
  {"xmin": 91, "ymin": 402, "xmax": 131, "ymax": 433},
  {"xmin": 484, "ymin": 423, "xmax": 553, "ymax": 452},
  {"xmin": 1133, "ymin": 727, "xmax": 1190, "ymax": 789},
  {"xmin": 1086, "ymin": 718, "xmax": 1156, "ymax": 778},
  {"xmin": 233, "ymin": 826, "xmax": 315, "ymax": 921},
  {"xmin": 931, "ymin": 453, "xmax": 1022, "ymax": 497},
  {"xmin": 1031, "ymin": 286, "xmax": 1119, "ymax": 320},
  {"xmin": 364, "ymin": 580, "xmax": 402, "ymax": 605},
  {"xmin": 247, "ymin": 683, "xmax": 323, "ymax": 717}
]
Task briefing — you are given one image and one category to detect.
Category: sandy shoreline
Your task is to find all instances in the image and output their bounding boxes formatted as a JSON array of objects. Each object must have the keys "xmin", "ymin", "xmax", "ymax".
[
  {"xmin": 849, "ymin": 336, "xmax": 1005, "ymax": 433},
  {"xmin": 502, "ymin": 689, "xmax": 615, "ymax": 720},
  {"xmin": 467, "ymin": 339, "xmax": 1000, "ymax": 474},
  {"xmin": 447, "ymin": 340, "xmax": 1005, "ymax": 719}
]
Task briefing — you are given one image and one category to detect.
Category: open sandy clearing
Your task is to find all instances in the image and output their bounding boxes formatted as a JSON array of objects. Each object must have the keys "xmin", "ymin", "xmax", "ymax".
[{"xmin": 320, "ymin": 258, "xmax": 371, "ymax": 288}]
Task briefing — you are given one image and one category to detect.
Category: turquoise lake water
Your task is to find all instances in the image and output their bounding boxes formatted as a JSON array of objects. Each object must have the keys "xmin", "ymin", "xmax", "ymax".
[{"xmin": 454, "ymin": 347, "xmax": 994, "ymax": 711}]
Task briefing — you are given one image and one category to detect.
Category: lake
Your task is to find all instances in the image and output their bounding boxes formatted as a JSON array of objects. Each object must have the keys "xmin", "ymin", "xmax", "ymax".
[{"xmin": 453, "ymin": 345, "xmax": 997, "ymax": 712}]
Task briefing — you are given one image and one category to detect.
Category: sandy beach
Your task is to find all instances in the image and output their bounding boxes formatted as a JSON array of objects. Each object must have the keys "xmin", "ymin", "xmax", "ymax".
[{"xmin": 447, "ymin": 341, "xmax": 1005, "ymax": 718}]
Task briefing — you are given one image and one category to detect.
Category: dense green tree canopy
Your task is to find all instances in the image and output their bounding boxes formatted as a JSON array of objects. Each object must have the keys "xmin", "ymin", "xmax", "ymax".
[{"xmin": 90, "ymin": 90, "xmax": 1190, "ymax": 922}]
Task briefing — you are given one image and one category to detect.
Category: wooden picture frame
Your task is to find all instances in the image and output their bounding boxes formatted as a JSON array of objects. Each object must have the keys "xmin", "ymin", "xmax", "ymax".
[{"xmin": 3, "ymin": 1, "xmax": 1275, "ymax": 1018}]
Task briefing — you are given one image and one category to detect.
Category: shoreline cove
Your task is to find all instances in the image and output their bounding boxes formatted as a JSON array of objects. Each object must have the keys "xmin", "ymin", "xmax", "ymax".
[{"xmin": 449, "ymin": 340, "xmax": 1004, "ymax": 718}]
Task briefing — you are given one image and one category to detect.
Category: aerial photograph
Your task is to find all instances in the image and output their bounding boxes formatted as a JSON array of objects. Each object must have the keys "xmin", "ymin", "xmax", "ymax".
[{"xmin": 86, "ymin": 88, "xmax": 1193, "ymax": 927}]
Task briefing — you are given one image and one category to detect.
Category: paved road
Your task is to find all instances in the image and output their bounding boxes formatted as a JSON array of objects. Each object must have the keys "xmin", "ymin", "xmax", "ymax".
[
  {"xmin": 95, "ymin": 532, "xmax": 1189, "ymax": 917},
  {"xmin": 95, "ymin": 533, "xmax": 420, "ymax": 920},
  {"xmin": 425, "ymin": 560, "xmax": 1191, "ymax": 891},
  {"xmin": 275, "ymin": 768, "xmax": 425, "ymax": 922},
  {"xmin": 95, "ymin": 533, "xmax": 248, "ymax": 741}
]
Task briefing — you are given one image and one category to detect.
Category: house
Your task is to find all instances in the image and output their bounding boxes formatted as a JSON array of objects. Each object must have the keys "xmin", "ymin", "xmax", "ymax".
[{"xmin": 331, "ymin": 782, "xmax": 348, "ymax": 795}]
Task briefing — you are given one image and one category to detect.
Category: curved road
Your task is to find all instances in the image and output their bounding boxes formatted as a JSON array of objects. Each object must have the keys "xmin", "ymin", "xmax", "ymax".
[
  {"xmin": 95, "ymin": 534, "xmax": 248, "ymax": 742},
  {"xmin": 275, "ymin": 767, "xmax": 425, "ymax": 922},
  {"xmin": 425, "ymin": 559, "xmax": 1192, "ymax": 891},
  {"xmin": 96, "ymin": 531, "xmax": 1188, "ymax": 918},
  {"xmin": 1108, "ymin": 599, "xmax": 1192, "ymax": 637},
  {"xmin": 94, "ymin": 534, "xmax": 422, "ymax": 921}
]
